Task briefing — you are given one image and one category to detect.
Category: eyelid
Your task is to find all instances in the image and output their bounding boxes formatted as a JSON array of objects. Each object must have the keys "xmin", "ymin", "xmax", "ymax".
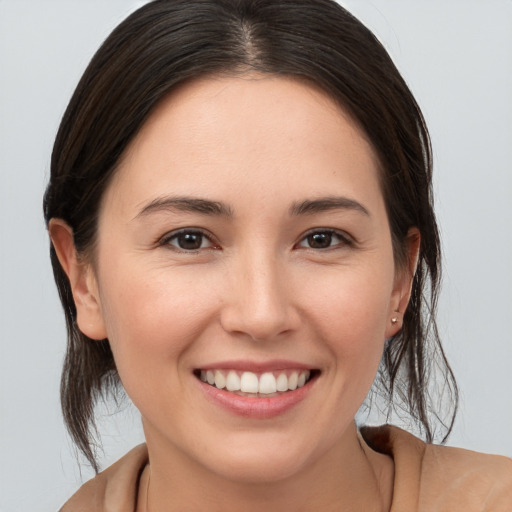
[
  {"xmin": 157, "ymin": 227, "xmax": 219, "ymax": 251},
  {"xmin": 156, "ymin": 227, "xmax": 354, "ymax": 252},
  {"xmin": 295, "ymin": 228, "xmax": 355, "ymax": 249}
]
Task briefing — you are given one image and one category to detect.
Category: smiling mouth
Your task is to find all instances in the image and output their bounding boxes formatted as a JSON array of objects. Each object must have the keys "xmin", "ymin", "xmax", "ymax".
[{"xmin": 194, "ymin": 369, "xmax": 319, "ymax": 397}]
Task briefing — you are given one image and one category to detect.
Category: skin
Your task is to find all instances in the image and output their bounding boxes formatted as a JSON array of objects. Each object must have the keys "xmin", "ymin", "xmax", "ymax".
[{"xmin": 51, "ymin": 75, "xmax": 419, "ymax": 511}]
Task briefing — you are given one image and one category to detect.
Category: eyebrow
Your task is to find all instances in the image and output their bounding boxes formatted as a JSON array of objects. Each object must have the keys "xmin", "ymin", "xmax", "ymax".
[
  {"xmin": 134, "ymin": 196, "xmax": 233, "ymax": 219},
  {"xmin": 289, "ymin": 196, "xmax": 370, "ymax": 217},
  {"xmin": 134, "ymin": 195, "xmax": 369, "ymax": 220}
]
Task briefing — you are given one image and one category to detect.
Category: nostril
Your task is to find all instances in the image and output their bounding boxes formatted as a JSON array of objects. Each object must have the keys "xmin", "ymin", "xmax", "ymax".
[
  {"xmin": 219, "ymin": 309, "xmax": 300, "ymax": 342},
  {"xmin": 218, "ymin": 275, "xmax": 301, "ymax": 341}
]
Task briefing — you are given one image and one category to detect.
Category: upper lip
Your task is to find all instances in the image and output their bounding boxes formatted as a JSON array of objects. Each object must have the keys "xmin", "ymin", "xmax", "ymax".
[{"xmin": 195, "ymin": 359, "xmax": 317, "ymax": 373}]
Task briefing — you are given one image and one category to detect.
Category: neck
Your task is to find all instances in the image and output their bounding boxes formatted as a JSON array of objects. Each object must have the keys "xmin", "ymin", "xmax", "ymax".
[{"xmin": 142, "ymin": 421, "xmax": 393, "ymax": 512}]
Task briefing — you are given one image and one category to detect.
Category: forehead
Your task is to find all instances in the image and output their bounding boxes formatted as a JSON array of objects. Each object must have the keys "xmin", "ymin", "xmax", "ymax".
[{"xmin": 106, "ymin": 74, "xmax": 382, "ymax": 216}]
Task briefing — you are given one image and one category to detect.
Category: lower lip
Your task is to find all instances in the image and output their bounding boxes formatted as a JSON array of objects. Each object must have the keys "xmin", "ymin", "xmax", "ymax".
[{"xmin": 198, "ymin": 377, "xmax": 316, "ymax": 419}]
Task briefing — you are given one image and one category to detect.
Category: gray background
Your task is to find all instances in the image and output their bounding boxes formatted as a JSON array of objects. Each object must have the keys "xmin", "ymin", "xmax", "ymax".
[{"xmin": 1, "ymin": 1, "xmax": 511, "ymax": 510}]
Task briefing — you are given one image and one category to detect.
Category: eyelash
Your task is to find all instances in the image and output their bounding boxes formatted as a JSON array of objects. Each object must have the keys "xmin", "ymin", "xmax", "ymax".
[
  {"xmin": 158, "ymin": 229, "xmax": 218, "ymax": 252},
  {"xmin": 158, "ymin": 228, "xmax": 354, "ymax": 253},
  {"xmin": 296, "ymin": 229, "xmax": 354, "ymax": 251}
]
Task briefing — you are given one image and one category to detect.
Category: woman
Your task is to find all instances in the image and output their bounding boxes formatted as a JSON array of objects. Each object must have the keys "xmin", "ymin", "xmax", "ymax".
[{"xmin": 43, "ymin": 0, "xmax": 512, "ymax": 510}]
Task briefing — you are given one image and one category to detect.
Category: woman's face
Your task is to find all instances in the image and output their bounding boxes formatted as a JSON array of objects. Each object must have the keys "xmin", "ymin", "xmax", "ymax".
[{"xmin": 77, "ymin": 75, "xmax": 411, "ymax": 482}]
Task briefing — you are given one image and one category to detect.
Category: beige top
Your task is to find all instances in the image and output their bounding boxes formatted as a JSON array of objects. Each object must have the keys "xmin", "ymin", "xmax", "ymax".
[{"xmin": 60, "ymin": 425, "xmax": 512, "ymax": 511}]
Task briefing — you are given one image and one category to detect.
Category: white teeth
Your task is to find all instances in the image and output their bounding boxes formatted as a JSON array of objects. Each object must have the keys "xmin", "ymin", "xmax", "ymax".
[
  {"xmin": 214, "ymin": 370, "xmax": 226, "ymax": 389},
  {"xmin": 240, "ymin": 371, "xmax": 259, "ymax": 393},
  {"xmin": 226, "ymin": 370, "xmax": 241, "ymax": 391},
  {"xmin": 258, "ymin": 372, "xmax": 277, "ymax": 394},
  {"xmin": 276, "ymin": 373, "xmax": 288, "ymax": 392},
  {"xmin": 288, "ymin": 372, "xmax": 298, "ymax": 390},
  {"xmin": 200, "ymin": 369, "xmax": 312, "ymax": 393}
]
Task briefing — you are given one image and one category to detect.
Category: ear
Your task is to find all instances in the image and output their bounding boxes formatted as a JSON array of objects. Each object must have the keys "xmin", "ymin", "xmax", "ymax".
[
  {"xmin": 385, "ymin": 227, "xmax": 421, "ymax": 338},
  {"xmin": 49, "ymin": 219, "xmax": 107, "ymax": 340}
]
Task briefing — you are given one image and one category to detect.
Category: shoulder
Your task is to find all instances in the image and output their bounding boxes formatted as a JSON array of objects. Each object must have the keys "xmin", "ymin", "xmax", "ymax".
[
  {"xmin": 59, "ymin": 444, "xmax": 148, "ymax": 512},
  {"xmin": 421, "ymin": 441, "xmax": 512, "ymax": 511},
  {"xmin": 361, "ymin": 425, "xmax": 512, "ymax": 512}
]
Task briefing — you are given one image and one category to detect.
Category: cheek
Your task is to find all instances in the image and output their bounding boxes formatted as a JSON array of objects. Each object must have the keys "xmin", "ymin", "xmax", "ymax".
[
  {"xmin": 96, "ymin": 265, "xmax": 218, "ymax": 389},
  {"xmin": 310, "ymin": 262, "xmax": 392, "ymax": 325},
  {"xmin": 305, "ymin": 263, "xmax": 394, "ymax": 374}
]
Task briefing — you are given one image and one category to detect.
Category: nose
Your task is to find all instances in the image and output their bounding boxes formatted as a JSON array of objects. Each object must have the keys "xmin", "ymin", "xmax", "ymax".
[{"xmin": 220, "ymin": 250, "xmax": 300, "ymax": 342}]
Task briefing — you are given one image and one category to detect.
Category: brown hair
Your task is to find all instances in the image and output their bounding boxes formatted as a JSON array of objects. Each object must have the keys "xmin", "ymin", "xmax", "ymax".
[{"xmin": 43, "ymin": 0, "xmax": 458, "ymax": 472}]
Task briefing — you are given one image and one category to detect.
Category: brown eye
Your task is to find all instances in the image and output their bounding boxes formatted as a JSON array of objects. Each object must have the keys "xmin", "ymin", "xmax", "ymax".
[
  {"xmin": 307, "ymin": 232, "xmax": 333, "ymax": 249},
  {"xmin": 165, "ymin": 230, "xmax": 213, "ymax": 251},
  {"xmin": 298, "ymin": 230, "xmax": 350, "ymax": 250}
]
